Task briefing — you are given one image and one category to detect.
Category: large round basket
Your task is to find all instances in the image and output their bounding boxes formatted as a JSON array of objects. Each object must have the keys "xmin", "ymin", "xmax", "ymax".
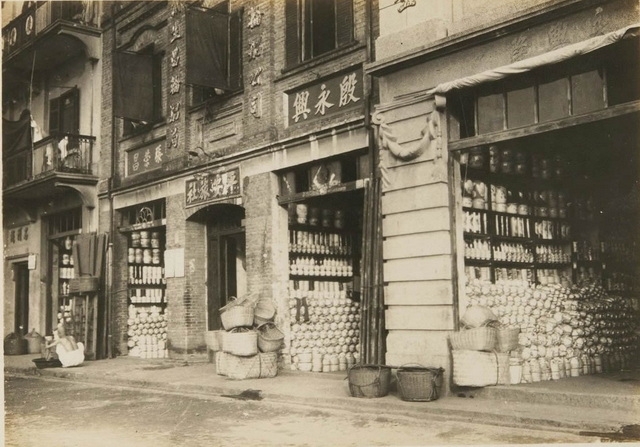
[
  {"xmin": 347, "ymin": 365, "xmax": 391, "ymax": 398},
  {"xmin": 452, "ymin": 350, "xmax": 509, "ymax": 387},
  {"xmin": 449, "ymin": 327, "xmax": 497, "ymax": 351},
  {"xmin": 222, "ymin": 329, "xmax": 258, "ymax": 357},
  {"xmin": 496, "ymin": 327, "xmax": 520, "ymax": 352},
  {"xmin": 396, "ymin": 366, "xmax": 444, "ymax": 402},
  {"xmin": 220, "ymin": 304, "xmax": 255, "ymax": 330},
  {"xmin": 257, "ymin": 323, "xmax": 284, "ymax": 353}
]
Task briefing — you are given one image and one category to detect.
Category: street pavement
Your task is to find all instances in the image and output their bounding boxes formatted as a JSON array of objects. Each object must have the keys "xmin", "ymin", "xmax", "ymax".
[
  {"xmin": 4, "ymin": 353, "xmax": 640, "ymax": 442},
  {"xmin": 4, "ymin": 375, "xmax": 603, "ymax": 446}
]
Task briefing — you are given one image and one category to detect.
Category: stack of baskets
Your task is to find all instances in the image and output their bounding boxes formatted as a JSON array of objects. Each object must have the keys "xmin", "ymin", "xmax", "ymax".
[
  {"xmin": 450, "ymin": 305, "xmax": 518, "ymax": 387},
  {"xmin": 207, "ymin": 296, "xmax": 284, "ymax": 380}
]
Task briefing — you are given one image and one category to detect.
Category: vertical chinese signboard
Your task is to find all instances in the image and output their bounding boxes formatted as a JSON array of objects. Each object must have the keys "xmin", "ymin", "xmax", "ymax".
[
  {"xmin": 185, "ymin": 167, "xmax": 241, "ymax": 207},
  {"xmin": 286, "ymin": 68, "xmax": 364, "ymax": 127},
  {"xmin": 126, "ymin": 139, "xmax": 166, "ymax": 177}
]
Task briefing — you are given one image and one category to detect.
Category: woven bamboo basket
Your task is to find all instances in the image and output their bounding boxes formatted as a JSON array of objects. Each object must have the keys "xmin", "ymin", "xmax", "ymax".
[
  {"xmin": 220, "ymin": 304, "xmax": 255, "ymax": 330},
  {"xmin": 257, "ymin": 323, "xmax": 284, "ymax": 353},
  {"xmin": 496, "ymin": 327, "xmax": 520, "ymax": 352},
  {"xmin": 205, "ymin": 330, "xmax": 224, "ymax": 352},
  {"xmin": 460, "ymin": 305, "xmax": 498, "ymax": 329},
  {"xmin": 215, "ymin": 351, "xmax": 228, "ymax": 376},
  {"xmin": 259, "ymin": 352, "xmax": 278, "ymax": 378},
  {"xmin": 347, "ymin": 365, "xmax": 391, "ymax": 398},
  {"xmin": 449, "ymin": 327, "xmax": 497, "ymax": 351},
  {"xmin": 222, "ymin": 329, "xmax": 258, "ymax": 357},
  {"xmin": 396, "ymin": 366, "xmax": 444, "ymax": 402},
  {"xmin": 226, "ymin": 353, "xmax": 261, "ymax": 380},
  {"xmin": 452, "ymin": 350, "xmax": 509, "ymax": 387}
]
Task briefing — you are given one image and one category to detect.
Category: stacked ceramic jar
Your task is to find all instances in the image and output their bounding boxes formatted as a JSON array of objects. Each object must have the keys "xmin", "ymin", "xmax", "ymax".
[{"xmin": 126, "ymin": 305, "xmax": 168, "ymax": 358}]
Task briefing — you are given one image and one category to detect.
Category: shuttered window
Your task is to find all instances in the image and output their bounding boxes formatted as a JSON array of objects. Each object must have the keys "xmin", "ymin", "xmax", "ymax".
[
  {"xmin": 285, "ymin": 0, "xmax": 353, "ymax": 68},
  {"xmin": 49, "ymin": 88, "xmax": 80, "ymax": 135}
]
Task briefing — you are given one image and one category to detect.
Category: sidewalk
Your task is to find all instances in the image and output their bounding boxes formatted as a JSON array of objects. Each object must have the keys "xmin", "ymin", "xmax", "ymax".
[{"xmin": 4, "ymin": 353, "xmax": 639, "ymax": 436}]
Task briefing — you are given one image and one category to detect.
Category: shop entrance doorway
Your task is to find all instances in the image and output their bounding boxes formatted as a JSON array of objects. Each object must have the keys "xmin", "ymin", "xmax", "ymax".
[
  {"xmin": 206, "ymin": 205, "xmax": 246, "ymax": 330},
  {"xmin": 14, "ymin": 262, "xmax": 29, "ymax": 335}
]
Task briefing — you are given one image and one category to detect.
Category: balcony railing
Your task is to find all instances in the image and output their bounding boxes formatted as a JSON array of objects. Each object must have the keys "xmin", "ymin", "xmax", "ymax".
[
  {"xmin": 3, "ymin": 133, "xmax": 95, "ymax": 189},
  {"xmin": 3, "ymin": 1, "xmax": 97, "ymax": 57}
]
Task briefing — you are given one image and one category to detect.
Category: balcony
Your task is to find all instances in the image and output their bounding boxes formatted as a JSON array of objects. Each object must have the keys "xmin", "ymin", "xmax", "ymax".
[
  {"xmin": 3, "ymin": 1, "xmax": 100, "ymax": 73},
  {"xmin": 3, "ymin": 133, "xmax": 98, "ymax": 202}
]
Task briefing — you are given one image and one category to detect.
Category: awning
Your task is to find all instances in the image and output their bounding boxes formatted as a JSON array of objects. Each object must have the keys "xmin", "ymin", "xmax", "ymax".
[{"xmin": 427, "ymin": 23, "xmax": 640, "ymax": 96}]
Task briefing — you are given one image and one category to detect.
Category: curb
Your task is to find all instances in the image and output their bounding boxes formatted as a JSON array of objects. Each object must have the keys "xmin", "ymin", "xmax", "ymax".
[{"xmin": 6, "ymin": 365, "xmax": 630, "ymax": 435}]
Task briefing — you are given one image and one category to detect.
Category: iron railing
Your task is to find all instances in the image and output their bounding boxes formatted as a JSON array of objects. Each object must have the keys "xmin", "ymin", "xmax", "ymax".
[{"xmin": 3, "ymin": 133, "xmax": 95, "ymax": 188}]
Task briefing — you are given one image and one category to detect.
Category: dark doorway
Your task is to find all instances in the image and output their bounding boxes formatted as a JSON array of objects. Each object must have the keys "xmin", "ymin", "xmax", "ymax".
[
  {"xmin": 14, "ymin": 262, "xmax": 29, "ymax": 335},
  {"xmin": 206, "ymin": 205, "xmax": 246, "ymax": 330}
]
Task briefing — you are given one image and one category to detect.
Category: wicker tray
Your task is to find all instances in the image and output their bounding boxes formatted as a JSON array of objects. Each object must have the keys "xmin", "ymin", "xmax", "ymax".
[
  {"xmin": 452, "ymin": 350, "xmax": 509, "ymax": 387},
  {"xmin": 449, "ymin": 327, "xmax": 497, "ymax": 351},
  {"xmin": 396, "ymin": 366, "xmax": 444, "ymax": 402}
]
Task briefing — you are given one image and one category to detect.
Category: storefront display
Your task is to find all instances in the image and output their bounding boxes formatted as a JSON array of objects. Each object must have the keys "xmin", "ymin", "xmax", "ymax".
[
  {"xmin": 458, "ymin": 116, "xmax": 639, "ymax": 383},
  {"xmin": 287, "ymin": 202, "xmax": 362, "ymax": 372},
  {"xmin": 126, "ymin": 229, "xmax": 168, "ymax": 358}
]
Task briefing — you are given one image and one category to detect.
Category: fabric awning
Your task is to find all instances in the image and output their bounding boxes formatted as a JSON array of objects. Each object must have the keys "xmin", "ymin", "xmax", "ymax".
[
  {"xmin": 113, "ymin": 51, "xmax": 154, "ymax": 121},
  {"xmin": 427, "ymin": 23, "xmax": 640, "ymax": 96},
  {"xmin": 185, "ymin": 7, "xmax": 229, "ymax": 89},
  {"xmin": 3, "ymin": 110, "xmax": 32, "ymax": 158}
]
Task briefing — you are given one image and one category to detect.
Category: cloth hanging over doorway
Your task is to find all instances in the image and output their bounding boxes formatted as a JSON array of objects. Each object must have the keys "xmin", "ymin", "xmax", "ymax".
[
  {"xmin": 3, "ymin": 110, "xmax": 32, "ymax": 157},
  {"xmin": 359, "ymin": 177, "xmax": 386, "ymax": 364}
]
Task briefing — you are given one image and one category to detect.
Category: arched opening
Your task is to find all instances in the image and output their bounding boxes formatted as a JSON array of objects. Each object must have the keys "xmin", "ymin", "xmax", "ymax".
[{"xmin": 189, "ymin": 204, "xmax": 246, "ymax": 330}]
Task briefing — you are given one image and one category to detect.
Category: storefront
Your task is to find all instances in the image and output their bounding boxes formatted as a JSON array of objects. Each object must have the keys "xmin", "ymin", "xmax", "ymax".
[{"xmin": 368, "ymin": 3, "xmax": 639, "ymax": 388}]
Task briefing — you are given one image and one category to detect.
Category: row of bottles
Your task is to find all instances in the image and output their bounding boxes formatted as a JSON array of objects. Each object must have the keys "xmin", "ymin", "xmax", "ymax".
[
  {"xmin": 601, "ymin": 240, "xmax": 637, "ymax": 263},
  {"xmin": 59, "ymin": 267, "xmax": 76, "ymax": 279},
  {"xmin": 289, "ymin": 256, "xmax": 353, "ymax": 277},
  {"xmin": 494, "ymin": 243, "xmax": 533, "ymax": 263},
  {"xmin": 289, "ymin": 280, "xmax": 349, "ymax": 300},
  {"xmin": 289, "ymin": 230, "xmax": 353, "ymax": 255},
  {"xmin": 129, "ymin": 265, "xmax": 165, "ymax": 285},
  {"xmin": 463, "ymin": 210, "xmax": 488, "ymax": 234},
  {"xmin": 536, "ymin": 245, "xmax": 571, "ymax": 264},
  {"xmin": 464, "ymin": 239, "xmax": 491, "ymax": 260},
  {"xmin": 574, "ymin": 241, "xmax": 600, "ymax": 261},
  {"xmin": 495, "ymin": 214, "xmax": 530, "ymax": 238},
  {"xmin": 130, "ymin": 288, "xmax": 164, "ymax": 304}
]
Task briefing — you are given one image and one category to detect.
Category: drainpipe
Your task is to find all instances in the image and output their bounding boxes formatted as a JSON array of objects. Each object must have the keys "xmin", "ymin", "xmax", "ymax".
[{"xmin": 107, "ymin": 3, "xmax": 117, "ymax": 359}]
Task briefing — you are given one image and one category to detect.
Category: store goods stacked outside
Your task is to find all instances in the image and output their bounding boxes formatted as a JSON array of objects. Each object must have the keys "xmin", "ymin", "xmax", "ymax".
[{"xmin": 208, "ymin": 296, "xmax": 284, "ymax": 380}]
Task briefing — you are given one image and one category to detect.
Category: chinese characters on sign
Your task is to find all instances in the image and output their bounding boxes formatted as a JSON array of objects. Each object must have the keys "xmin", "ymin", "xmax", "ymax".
[
  {"xmin": 287, "ymin": 69, "xmax": 363, "ymax": 126},
  {"xmin": 185, "ymin": 167, "xmax": 241, "ymax": 207},
  {"xmin": 127, "ymin": 141, "xmax": 165, "ymax": 176},
  {"xmin": 7, "ymin": 226, "xmax": 29, "ymax": 245}
]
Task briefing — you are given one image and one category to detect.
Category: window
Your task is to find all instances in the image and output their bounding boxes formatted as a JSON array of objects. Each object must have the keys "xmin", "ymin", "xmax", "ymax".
[
  {"xmin": 186, "ymin": 6, "xmax": 242, "ymax": 107},
  {"xmin": 47, "ymin": 208, "xmax": 82, "ymax": 235},
  {"xmin": 285, "ymin": 0, "xmax": 353, "ymax": 67},
  {"xmin": 123, "ymin": 48, "xmax": 164, "ymax": 136},
  {"xmin": 49, "ymin": 88, "xmax": 79, "ymax": 135}
]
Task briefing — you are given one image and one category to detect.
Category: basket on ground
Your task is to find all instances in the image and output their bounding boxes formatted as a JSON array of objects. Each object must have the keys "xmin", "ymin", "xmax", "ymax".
[
  {"xmin": 222, "ymin": 329, "xmax": 258, "ymax": 357},
  {"xmin": 449, "ymin": 327, "xmax": 497, "ymax": 351},
  {"xmin": 226, "ymin": 353, "xmax": 261, "ymax": 380},
  {"xmin": 257, "ymin": 323, "xmax": 284, "ymax": 353},
  {"xmin": 220, "ymin": 302, "xmax": 255, "ymax": 330},
  {"xmin": 259, "ymin": 352, "xmax": 278, "ymax": 378},
  {"xmin": 496, "ymin": 327, "xmax": 520, "ymax": 352},
  {"xmin": 452, "ymin": 350, "xmax": 509, "ymax": 387},
  {"xmin": 347, "ymin": 364, "xmax": 391, "ymax": 398},
  {"xmin": 396, "ymin": 366, "xmax": 444, "ymax": 402}
]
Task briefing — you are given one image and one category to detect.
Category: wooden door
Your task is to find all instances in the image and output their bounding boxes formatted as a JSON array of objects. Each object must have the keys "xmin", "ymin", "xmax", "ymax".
[{"xmin": 14, "ymin": 262, "xmax": 29, "ymax": 335}]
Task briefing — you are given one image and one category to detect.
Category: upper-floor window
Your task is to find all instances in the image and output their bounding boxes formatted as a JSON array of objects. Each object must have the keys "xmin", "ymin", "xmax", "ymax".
[
  {"xmin": 285, "ymin": 0, "xmax": 353, "ymax": 68},
  {"xmin": 187, "ymin": 5, "xmax": 242, "ymax": 107},
  {"xmin": 114, "ymin": 45, "xmax": 164, "ymax": 137},
  {"xmin": 49, "ymin": 88, "xmax": 79, "ymax": 135}
]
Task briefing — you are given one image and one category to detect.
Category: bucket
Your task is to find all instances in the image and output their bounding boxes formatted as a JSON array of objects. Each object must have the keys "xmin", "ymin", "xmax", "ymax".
[
  {"xmin": 347, "ymin": 364, "xmax": 391, "ymax": 398},
  {"xmin": 25, "ymin": 329, "xmax": 44, "ymax": 354}
]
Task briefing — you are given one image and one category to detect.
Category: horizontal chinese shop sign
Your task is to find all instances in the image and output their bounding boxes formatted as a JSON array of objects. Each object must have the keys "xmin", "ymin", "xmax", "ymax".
[
  {"xmin": 126, "ymin": 139, "xmax": 166, "ymax": 177},
  {"xmin": 287, "ymin": 68, "xmax": 363, "ymax": 127},
  {"xmin": 185, "ymin": 167, "xmax": 241, "ymax": 207}
]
